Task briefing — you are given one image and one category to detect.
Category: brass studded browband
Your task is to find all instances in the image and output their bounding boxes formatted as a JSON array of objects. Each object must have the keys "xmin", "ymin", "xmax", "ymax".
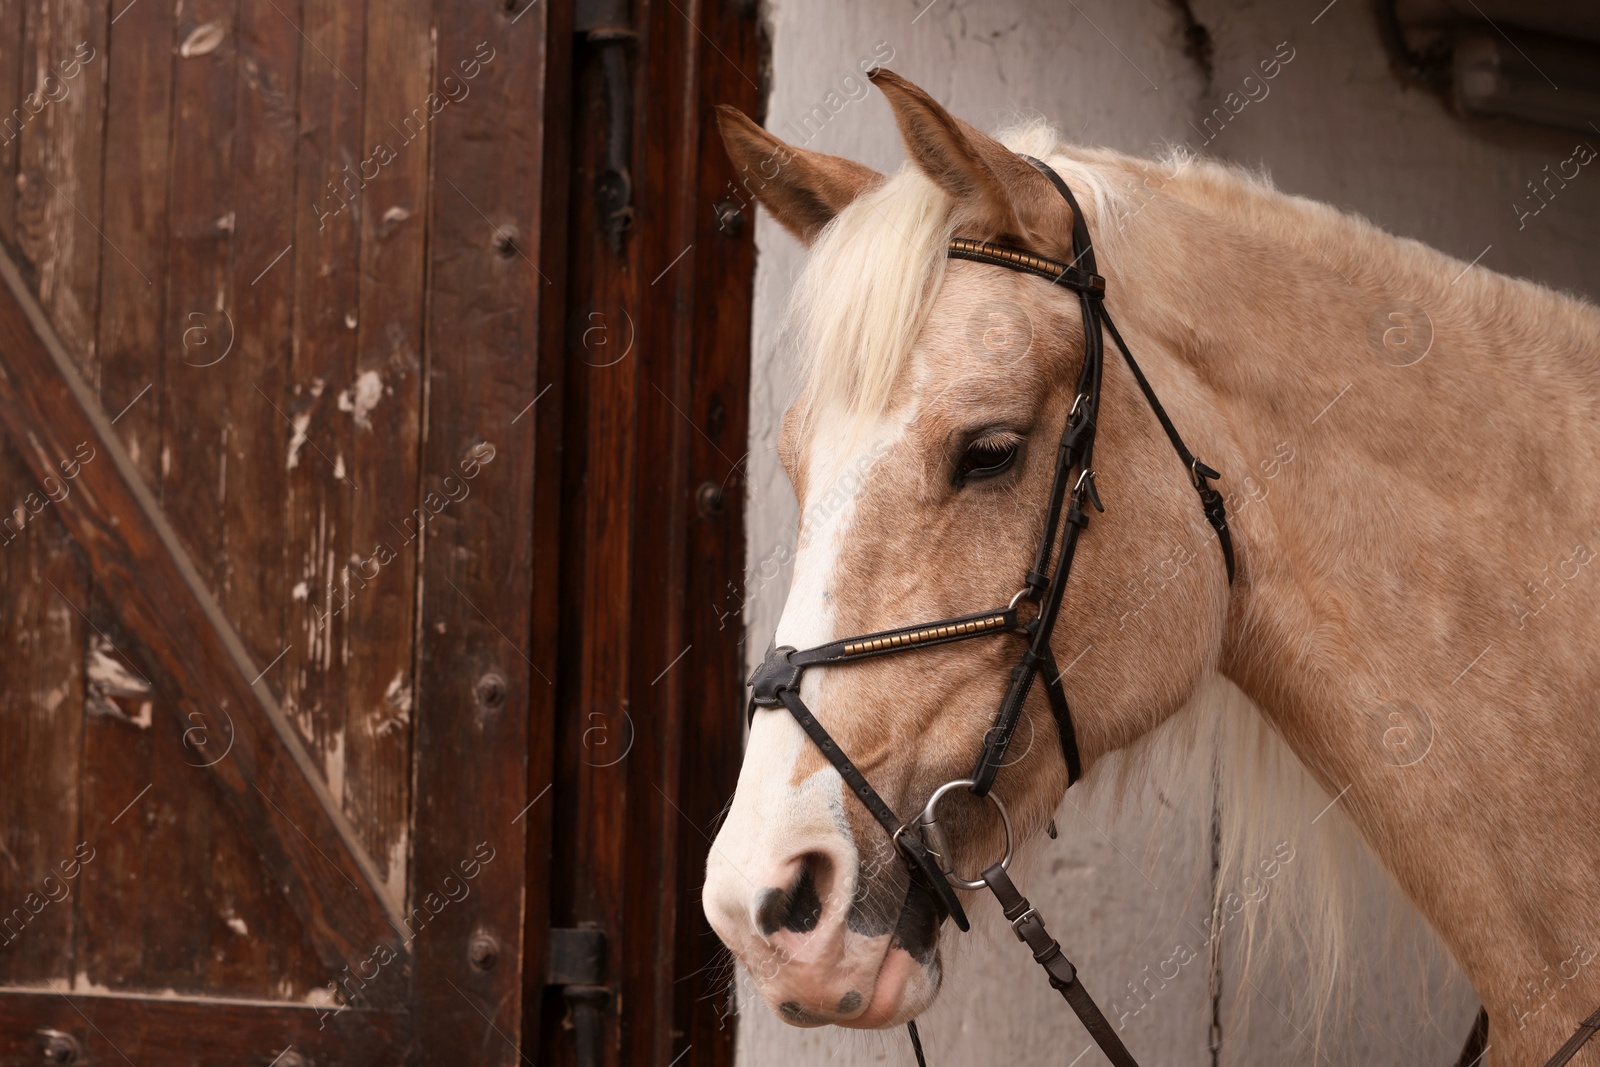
[
  {"xmin": 948, "ymin": 237, "xmax": 1106, "ymax": 297},
  {"xmin": 841, "ymin": 612, "xmax": 1008, "ymax": 656}
]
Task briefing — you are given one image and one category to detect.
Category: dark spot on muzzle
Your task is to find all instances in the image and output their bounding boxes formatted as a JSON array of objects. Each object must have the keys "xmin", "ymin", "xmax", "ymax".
[
  {"xmin": 836, "ymin": 990, "xmax": 863, "ymax": 1014},
  {"xmin": 779, "ymin": 1000, "xmax": 823, "ymax": 1024},
  {"xmin": 755, "ymin": 863, "xmax": 824, "ymax": 936}
]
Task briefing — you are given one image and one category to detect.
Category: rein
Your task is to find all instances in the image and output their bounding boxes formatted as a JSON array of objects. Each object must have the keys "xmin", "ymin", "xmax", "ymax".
[{"xmin": 746, "ymin": 157, "xmax": 1597, "ymax": 1066}]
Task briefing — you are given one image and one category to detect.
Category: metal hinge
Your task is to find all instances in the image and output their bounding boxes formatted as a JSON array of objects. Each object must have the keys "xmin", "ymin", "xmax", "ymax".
[{"xmin": 548, "ymin": 925, "xmax": 611, "ymax": 1067}]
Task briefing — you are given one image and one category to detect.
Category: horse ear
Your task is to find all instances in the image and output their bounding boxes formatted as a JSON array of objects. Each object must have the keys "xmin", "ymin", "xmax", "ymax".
[
  {"xmin": 714, "ymin": 105, "xmax": 883, "ymax": 245},
  {"xmin": 867, "ymin": 68, "xmax": 1068, "ymax": 248}
]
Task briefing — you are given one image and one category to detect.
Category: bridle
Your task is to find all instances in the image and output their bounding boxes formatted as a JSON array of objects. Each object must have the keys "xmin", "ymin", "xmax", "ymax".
[
  {"xmin": 745, "ymin": 157, "xmax": 1600, "ymax": 1067},
  {"xmin": 747, "ymin": 156, "xmax": 1231, "ymax": 1067}
]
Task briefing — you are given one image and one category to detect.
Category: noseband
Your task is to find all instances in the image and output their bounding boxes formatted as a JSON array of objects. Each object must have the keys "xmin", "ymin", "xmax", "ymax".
[{"xmin": 746, "ymin": 157, "xmax": 1231, "ymax": 1066}]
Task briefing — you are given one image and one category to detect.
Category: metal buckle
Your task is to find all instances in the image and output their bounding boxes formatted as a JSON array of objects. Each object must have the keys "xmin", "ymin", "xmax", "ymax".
[
  {"xmin": 911, "ymin": 779, "xmax": 1014, "ymax": 891},
  {"xmin": 1007, "ymin": 588, "xmax": 1041, "ymax": 633},
  {"xmin": 1009, "ymin": 906, "xmax": 1039, "ymax": 941}
]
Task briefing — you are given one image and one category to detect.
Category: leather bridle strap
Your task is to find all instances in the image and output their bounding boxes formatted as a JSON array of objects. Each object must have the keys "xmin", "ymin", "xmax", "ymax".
[
  {"xmin": 982, "ymin": 863, "xmax": 1142, "ymax": 1067},
  {"xmin": 748, "ymin": 606, "xmax": 1028, "ymax": 933},
  {"xmin": 1022, "ymin": 155, "xmax": 1235, "ymax": 583},
  {"xmin": 964, "ymin": 155, "xmax": 1235, "ymax": 797},
  {"xmin": 1541, "ymin": 1004, "xmax": 1600, "ymax": 1067}
]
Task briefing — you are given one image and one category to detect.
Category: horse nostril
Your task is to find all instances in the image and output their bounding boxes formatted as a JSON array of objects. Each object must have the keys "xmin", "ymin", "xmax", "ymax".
[{"xmin": 755, "ymin": 854, "xmax": 829, "ymax": 936}]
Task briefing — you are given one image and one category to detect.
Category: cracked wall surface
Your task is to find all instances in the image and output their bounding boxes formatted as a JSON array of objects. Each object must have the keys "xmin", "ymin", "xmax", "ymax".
[{"xmin": 736, "ymin": 0, "xmax": 1600, "ymax": 1063}]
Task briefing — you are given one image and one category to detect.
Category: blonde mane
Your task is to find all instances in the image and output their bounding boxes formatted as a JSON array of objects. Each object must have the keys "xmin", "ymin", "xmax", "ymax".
[{"xmin": 786, "ymin": 121, "xmax": 1140, "ymax": 422}]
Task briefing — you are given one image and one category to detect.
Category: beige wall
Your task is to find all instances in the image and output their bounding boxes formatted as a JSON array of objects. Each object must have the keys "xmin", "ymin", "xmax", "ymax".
[{"xmin": 737, "ymin": 1, "xmax": 1599, "ymax": 1062}]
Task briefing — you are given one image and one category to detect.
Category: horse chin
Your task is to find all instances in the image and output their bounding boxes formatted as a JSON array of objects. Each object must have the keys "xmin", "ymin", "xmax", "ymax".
[
  {"xmin": 837, "ymin": 879, "xmax": 945, "ymax": 1029},
  {"xmin": 835, "ymin": 944, "xmax": 941, "ymax": 1029}
]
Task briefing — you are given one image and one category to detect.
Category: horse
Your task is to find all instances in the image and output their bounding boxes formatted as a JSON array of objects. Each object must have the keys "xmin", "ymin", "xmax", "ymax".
[{"xmin": 701, "ymin": 68, "xmax": 1600, "ymax": 1066}]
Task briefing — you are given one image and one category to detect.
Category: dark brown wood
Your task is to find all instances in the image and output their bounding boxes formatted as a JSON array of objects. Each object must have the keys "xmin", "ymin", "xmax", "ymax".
[
  {"xmin": 76, "ymin": 0, "xmax": 172, "ymax": 999},
  {"xmin": 203, "ymin": 0, "xmax": 322, "ymax": 999},
  {"xmin": 522, "ymin": 0, "xmax": 576, "ymax": 1056},
  {"xmin": 345, "ymin": 0, "xmax": 431, "ymax": 914},
  {"xmin": 0, "ymin": 988, "xmax": 405, "ymax": 1067},
  {"xmin": 144, "ymin": 0, "xmax": 243, "ymax": 997},
  {"xmin": 561, "ymin": 20, "xmax": 640, "ymax": 1067},
  {"xmin": 0, "ymin": 0, "xmax": 24, "ymax": 245},
  {"xmin": 282, "ymin": 0, "xmax": 363, "ymax": 901},
  {"xmin": 0, "ymin": 0, "xmax": 105, "ymax": 998},
  {"xmin": 0, "ymin": 242, "xmax": 409, "ymax": 1003},
  {"xmin": 0, "ymin": 0, "xmax": 758, "ymax": 1058},
  {"xmin": 622, "ymin": 2, "xmax": 695, "ymax": 1062},
  {"xmin": 411, "ymin": 2, "xmax": 546, "ymax": 1063},
  {"xmin": 15, "ymin": 0, "xmax": 105, "ymax": 370},
  {"xmin": 0, "ymin": 494, "xmax": 85, "ymax": 989},
  {"xmin": 534, "ymin": 1, "xmax": 759, "ymax": 1064},
  {"xmin": 664, "ymin": 2, "xmax": 763, "ymax": 1062}
]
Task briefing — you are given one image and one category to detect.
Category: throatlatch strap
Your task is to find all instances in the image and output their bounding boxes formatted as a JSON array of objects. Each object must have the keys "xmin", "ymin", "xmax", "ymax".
[
  {"xmin": 1099, "ymin": 308, "xmax": 1236, "ymax": 582},
  {"xmin": 982, "ymin": 864, "xmax": 1142, "ymax": 1067}
]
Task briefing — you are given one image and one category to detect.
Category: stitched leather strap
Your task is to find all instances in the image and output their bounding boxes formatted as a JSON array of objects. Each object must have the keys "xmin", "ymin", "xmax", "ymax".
[
  {"xmin": 1542, "ymin": 1003, "xmax": 1600, "ymax": 1067},
  {"xmin": 970, "ymin": 487, "xmax": 1092, "ymax": 793},
  {"xmin": 1100, "ymin": 307, "xmax": 1236, "ymax": 581},
  {"xmin": 982, "ymin": 864, "xmax": 1142, "ymax": 1067},
  {"xmin": 779, "ymin": 686, "xmax": 971, "ymax": 931},
  {"xmin": 948, "ymin": 237, "xmax": 1105, "ymax": 295},
  {"xmin": 746, "ymin": 644, "xmax": 974, "ymax": 932},
  {"xmin": 1038, "ymin": 647, "xmax": 1082, "ymax": 783}
]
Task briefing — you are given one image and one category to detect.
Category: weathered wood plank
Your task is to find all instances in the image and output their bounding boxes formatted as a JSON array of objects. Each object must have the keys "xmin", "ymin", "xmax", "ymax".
[
  {"xmin": 0, "ymin": 988, "xmax": 405, "ymax": 1066},
  {"xmin": 562, "ymin": 29, "xmax": 638, "ymax": 1062},
  {"xmin": 519, "ymin": 0, "xmax": 575, "ymax": 1053},
  {"xmin": 1, "ymin": 0, "xmax": 107, "ymax": 997},
  {"xmin": 414, "ymin": 2, "xmax": 544, "ymax": 1061},
  {"xmin": 665, "ymin": 2, "xmax": 762, "ymax": 1061},
  {"xmin": 345, "ymin": 0, "xmax": 432, "ymax": 909},
  {"xmin": 203, "ymin": 0, "xmax": 324, "ymax": 1000},
  {"xmin": 620, "ymin": 0, "xmax": 699, "ymax": 1056},
  {"xmin": 282, "ymin": 0, "xmax": 365, "ymax": 872},
  {"xmin": 0, "ymin": 0, "xmax": 25, "ymax": 244},
  {"xmin": 75, "ymin": 0, "xmax": 172, "ymax": 998},
  {"xmin": 0, "ymin": 241, "xmax": 410, "ymax": 1007},
  {"xmin": 0, "ymin": 483, "xmax": 85, "ymax": 988},
  {"xmin": 95, "ymin": 0, "xmax": 168, "ymax": 492},
  {"xmin": 621, "ymin": 0, "xmax": 694, "ymax": 1057},
  {"xmin": 13, "ymin": 0, "xmax": 106, "ymax": 373},
  {"xmin": 137, "ymin": 0, "xmax": 243, "ymax": 994}
]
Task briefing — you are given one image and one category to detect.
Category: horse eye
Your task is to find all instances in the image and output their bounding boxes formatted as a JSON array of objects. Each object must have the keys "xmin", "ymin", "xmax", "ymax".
[{"xmin": 955, "ymin": 434, "xmax": 1020, "ymax": 485}]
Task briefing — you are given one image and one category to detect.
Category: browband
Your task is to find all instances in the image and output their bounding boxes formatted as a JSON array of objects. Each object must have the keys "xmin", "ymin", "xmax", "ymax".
[{"xmin": 947, "ymin": 237, "xmax": 1106, "ymax": 296}]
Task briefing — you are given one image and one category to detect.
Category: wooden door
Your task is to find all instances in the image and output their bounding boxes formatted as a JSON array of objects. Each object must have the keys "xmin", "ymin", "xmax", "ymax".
[
  {"xmin": 531, "ymin": 0, "xmax": 761, "ymax": 1064},
  {"xmin": 0, "ymin": 0, "xmax": 758, "ymax": 1064}
]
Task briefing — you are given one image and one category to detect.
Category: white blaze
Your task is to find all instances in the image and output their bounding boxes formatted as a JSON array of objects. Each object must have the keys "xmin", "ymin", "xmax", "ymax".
[{"xmin": 707, "ymin": 404, "xmax": 909, "ymax": 934}]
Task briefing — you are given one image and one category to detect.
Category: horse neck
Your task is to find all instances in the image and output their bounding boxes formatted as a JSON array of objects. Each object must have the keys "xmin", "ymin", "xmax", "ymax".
[{"xmin": 1122, "ymin": 176, "xmax": 1600, "ymax": 1035}]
